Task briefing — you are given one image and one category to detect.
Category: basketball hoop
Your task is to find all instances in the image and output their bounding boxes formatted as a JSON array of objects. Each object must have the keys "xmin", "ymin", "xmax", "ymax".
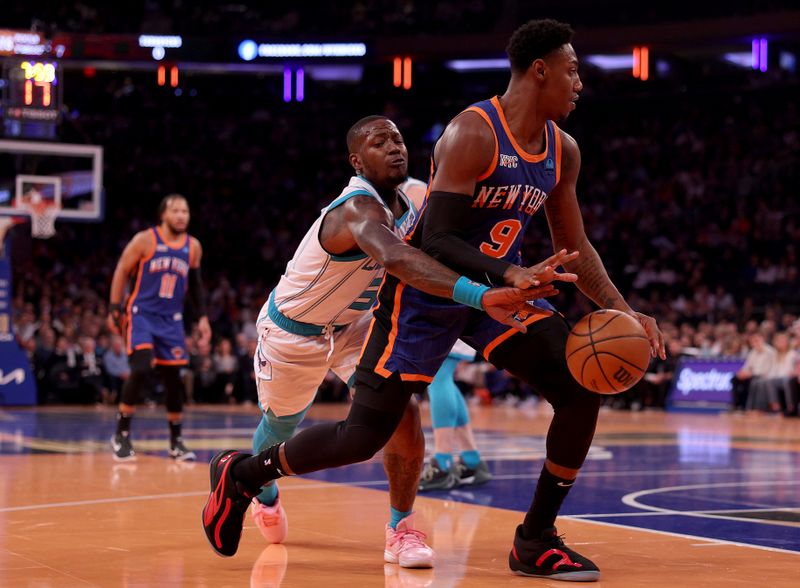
[{"xmin": 20, "ymin": 200, "xmax": 59, "ymax": 239}]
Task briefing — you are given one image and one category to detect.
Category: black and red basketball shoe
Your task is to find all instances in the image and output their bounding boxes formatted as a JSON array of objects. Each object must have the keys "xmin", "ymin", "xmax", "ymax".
[
  {"xmin": 509, "ymin": 525, "xmax": 600, "ymax": 582},
  {"xmin": 202, "ymin": 450, "xmax": 258, "ymax": 557}
]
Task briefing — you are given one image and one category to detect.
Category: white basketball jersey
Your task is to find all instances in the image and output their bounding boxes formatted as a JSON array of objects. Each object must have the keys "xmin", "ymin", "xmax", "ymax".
[{"xmin": 261, "ymin": 176, "xmax": 419, "ymax": 330}]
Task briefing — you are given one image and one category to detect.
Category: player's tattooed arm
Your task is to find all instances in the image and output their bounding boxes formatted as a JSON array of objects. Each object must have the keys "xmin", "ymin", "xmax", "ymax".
[
  {"xmin": 547, "ymin": 130, "xmax": 666, "ymax": 359},
  {"xmin": 545, "ymin": 131, "xmax": 632, "ymax": 312},
  {"xmin": 328, "ymin": 195, "xmax": 558, "ymax": 302}
]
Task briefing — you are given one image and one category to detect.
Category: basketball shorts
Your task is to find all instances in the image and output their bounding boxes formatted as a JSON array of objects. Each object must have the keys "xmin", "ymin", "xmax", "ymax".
[
  {"xmin": 253, "ymin": 311, "xmax": 373, "ymax": 417},
  {"xmin": 356, "ymin": 281, "xmax": 556, "ymax": 390},
  {"xmin": 127, "ymin": 309, "xmax": 187, "ymax": 364}
]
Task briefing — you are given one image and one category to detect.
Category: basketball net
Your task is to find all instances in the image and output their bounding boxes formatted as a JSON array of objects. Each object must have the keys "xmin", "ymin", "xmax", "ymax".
[{"xmin": 20, "ymin": 200, "xmax": 58, "ymax": 239}]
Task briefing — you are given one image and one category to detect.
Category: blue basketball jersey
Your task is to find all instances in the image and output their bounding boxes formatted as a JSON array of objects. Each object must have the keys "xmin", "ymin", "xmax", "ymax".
[
  {"xmin": 128, "ymin": 227, "xmax": 191, "ymax": 316},
  {"xmin": 408, "ymin": 96, "xmax": 562, "ymax": 270}
]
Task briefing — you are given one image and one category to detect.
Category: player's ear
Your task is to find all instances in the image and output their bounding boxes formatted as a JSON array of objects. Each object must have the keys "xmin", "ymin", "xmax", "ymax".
[
  {"xmin": 530, "ymin": 58, "xmax": 546, "ymax": 80},
  {"xmin": 349, "ymin": 153, "xmax": 362, "ymax": 174}
]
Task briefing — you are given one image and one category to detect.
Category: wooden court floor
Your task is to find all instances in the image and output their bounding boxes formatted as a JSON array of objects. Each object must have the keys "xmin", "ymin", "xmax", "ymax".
[{"xmin": 0, "ymin": 404, "xmax": 797, "ymax": 587}]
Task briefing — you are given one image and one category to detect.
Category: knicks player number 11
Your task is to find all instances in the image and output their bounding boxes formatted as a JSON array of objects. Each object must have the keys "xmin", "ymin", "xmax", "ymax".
[
  {"xmin": 479, "ymin": 219, "xmax": 521, "ymax": 258},
  {"xmin": 159, "ymin": 274, "xmax": 178, "ymax": 299}
]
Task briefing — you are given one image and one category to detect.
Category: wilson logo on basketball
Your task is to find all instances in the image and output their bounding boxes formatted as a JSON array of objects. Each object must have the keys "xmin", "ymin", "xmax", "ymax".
[{"xmin": 613, "ymin": 366, "xmax": 636, "ymax": 387}]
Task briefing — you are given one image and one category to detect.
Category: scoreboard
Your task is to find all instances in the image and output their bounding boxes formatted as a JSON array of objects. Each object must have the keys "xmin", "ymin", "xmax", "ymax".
[{"xmin": 1, "ymin": 58, "xmax": 62, "ymax": 138}]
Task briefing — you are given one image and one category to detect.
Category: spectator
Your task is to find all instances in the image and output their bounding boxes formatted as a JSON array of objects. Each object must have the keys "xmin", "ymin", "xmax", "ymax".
[
  {"xmin": 48, "ymin": 335, "xmax": 81, "ymax": 403},
  {"xmin": 732, "ymin": 333, "xmax": 777, "ymax": 411},
  {"xmin": 212, "ymin": 338, "xmax": 239, "ymax": 405},
  {"xmin": 190, "ymin": 339, "xmax": 217, "ymax": 403},
  {"xmin": 765, "ymin": 333, "xmax": 798, "ymax": 413},
  {"xmin": 103, "ymin": 335, "xmax": 130, "ymax": 405},
  {"xmin": 77, "ymin": 336, "xmax": 105, "ymax": 404}
]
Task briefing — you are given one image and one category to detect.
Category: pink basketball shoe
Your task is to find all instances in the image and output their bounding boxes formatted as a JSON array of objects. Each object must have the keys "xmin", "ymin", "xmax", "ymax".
[
  {"xmin": 251, "ymin": 495, "xmax": 288, "ymax": 544},
  {"xmin": 384, "ymin": 514, "xmax": 435, "ymax": 568}
]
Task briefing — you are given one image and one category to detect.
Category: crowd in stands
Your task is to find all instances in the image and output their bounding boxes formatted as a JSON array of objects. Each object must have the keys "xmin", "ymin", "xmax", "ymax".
[{"xmin": 4, "ymin": 42, "xmax": 799, "ymax": 416}]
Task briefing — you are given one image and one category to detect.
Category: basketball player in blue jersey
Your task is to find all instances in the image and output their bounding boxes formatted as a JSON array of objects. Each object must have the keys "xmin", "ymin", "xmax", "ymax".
[
  {"xmin": 107, "ymin": 194, "xmax": 211, "ymax": 461},
  {"xmin": 201, "ymin": 115, "xmax": 579, "ymax": 560}
]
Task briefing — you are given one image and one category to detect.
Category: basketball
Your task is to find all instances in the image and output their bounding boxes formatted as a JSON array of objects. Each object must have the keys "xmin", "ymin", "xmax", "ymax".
[{"xmin": 566, "ymin": 309, "xmax": 651, "ymax": 394}]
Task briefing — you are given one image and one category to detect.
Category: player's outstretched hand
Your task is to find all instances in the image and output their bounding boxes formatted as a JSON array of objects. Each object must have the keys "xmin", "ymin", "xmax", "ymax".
[
  {"xmin": 482, "ymin": 285, "xmax": 559, "ymax": 334},
  {"xmin": 503, "ymin": 249, "xmax": 579, "ymax": 290}
]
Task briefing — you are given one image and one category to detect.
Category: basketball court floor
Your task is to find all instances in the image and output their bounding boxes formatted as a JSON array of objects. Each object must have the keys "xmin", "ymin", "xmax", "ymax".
[{"xmin": 0, "ymin": 402, "xmax": 797, "ymax": 586}]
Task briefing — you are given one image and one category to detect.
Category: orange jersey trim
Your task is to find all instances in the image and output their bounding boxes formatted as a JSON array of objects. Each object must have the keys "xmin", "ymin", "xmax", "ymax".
[
  {"xmin": 464, "ymin": 106, "xmax": 499, "ymax": 181},
  {"xmin": 125, "ymin": 230, "xmax": 158, "ymax": 353},
  {"xmin": 490, "ymin": 96, "xmax": 549, "ymax": 163},
  {"xmin": 357, "ymin": 274, "xmax": 389, "ymax": 362},
  {"xmin": 400, "ymin": 373, "xmax": 434, "ymax": 383},
  {"xmin": 153, "ymin": 358, "xmax": 188, "ymax": 366},
  {"xmin": 126, "ymin": 229, "xmax": 158, "ymax": 315},
  {"xmin": 374, "ymin": 282, "xmax": 406, "ymax": 378},
  {"xmin": 552, "ymin": 121, "xmax": 563, "ymax": 185},
  {"xmin": 155, "ymin": 226, "xmax": 189, "ymax": 250},
  {"xmin": 127, "ymin": 342, "xmax": 153, "ymax": 355},
  {"xmin": 482, "ymin": 312, "xmax": 552, "ymax": 361}
]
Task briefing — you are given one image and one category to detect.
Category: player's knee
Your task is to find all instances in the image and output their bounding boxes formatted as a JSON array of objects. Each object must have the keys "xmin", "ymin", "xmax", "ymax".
[
  {"xmin": 128, "ymin": 349, "xmax": 153, "ymax": 379},
  {"xmin": 334, "ymin": 423, "xmax": 382, "ymax": 462},
  {"xmin": 390, "ymin": 399, "xmax": 424, "ymax": 449},
  {"xmin": 338, "ymin": 403, "xmax": 403, "ymax": 463}
]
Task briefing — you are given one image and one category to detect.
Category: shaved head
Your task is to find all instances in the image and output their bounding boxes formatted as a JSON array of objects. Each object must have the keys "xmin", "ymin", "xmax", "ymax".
[{"xmin": 346, "ymin": 115, "xmax": 389, "ymax": 153}]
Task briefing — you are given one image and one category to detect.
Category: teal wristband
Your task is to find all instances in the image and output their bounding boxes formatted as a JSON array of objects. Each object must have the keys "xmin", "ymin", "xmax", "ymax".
[{"xmin": 452, "ymin": 276, "xmax": 490, "ymax": 310}]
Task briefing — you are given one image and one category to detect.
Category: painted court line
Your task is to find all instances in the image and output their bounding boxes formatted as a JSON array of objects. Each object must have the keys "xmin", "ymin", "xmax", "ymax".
[
  {"xmin": 571, "ymin": 516, "xmax": 800, "ymax": 556},
  {"xmin": 0, "ymin": 481, "xmax": 390, "ymax": 513}
]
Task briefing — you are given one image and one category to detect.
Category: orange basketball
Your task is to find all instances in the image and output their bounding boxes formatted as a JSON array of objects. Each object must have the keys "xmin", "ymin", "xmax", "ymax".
[{"xmin": 565, "ymin": 309, "xmax": 651, "ymax": 395}]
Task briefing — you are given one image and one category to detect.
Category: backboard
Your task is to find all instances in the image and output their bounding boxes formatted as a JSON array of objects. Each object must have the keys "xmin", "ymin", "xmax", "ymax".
[{"xmin": 0, "ymin": 139, "xmax": 103, "ymax": 222}]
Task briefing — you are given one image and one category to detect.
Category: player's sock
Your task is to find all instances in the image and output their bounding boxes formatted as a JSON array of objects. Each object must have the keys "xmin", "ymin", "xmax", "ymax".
[
  {"xmin": 389, "ymin": 506, "xmax": 413, "ymax": 529},
  {"xmin": 429, "ymin": 358, "xmax": 460, "ymax": 429},
  {"xmin": 168, "ymin": 420, "xmax": 182, "ymax": 444},
  {"xmin": 460, "ymin": 449, "xmax": 481, "ymax": 469},
  {"xmin": 233, "ymin": 445, "xmax": 285, "ymax": 487},
  {"xmin": 116, "ymin": 412, "xmax": 132, "ymax": 436},
  {"xmin": 255, "ymin": 481, "xmax": 279, "ymax": 507},
  {"xmin": 522, "ymin": 465, "xmax": 575, "ymax": 538},
  {"xmin": 434, "ymin": 452, "xmax": 453, "ymax": 469}
]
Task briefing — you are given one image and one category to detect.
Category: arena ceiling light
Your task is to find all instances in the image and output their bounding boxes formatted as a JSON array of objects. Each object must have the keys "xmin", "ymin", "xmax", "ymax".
[
  {"xmin": 723, "ymin": 52, "xmax": 753, "ymax": 68},
  {"xmin": 584, "ymin": 54, "xmax": 633, "ymax": 71},
  {"xmin": 445, "ymin": 59, "xmax": 510, "ymax": 71}
]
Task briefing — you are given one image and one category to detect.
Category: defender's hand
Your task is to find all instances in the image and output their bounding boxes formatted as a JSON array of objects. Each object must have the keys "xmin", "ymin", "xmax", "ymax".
[{"xmin": 481, "ymin": 285, "xmax": 558, "ymax": 334}]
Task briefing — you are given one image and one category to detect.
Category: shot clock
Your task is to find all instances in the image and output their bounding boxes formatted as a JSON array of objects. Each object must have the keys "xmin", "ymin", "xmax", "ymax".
[{"xmin": 2, "ymin": 58, "xmax": 62, "ymax": 138}]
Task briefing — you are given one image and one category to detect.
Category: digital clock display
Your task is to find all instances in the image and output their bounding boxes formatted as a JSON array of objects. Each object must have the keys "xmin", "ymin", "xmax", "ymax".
[{"xmin": 2, "ymin": 59, "xmax": 61, "ymax": 123}]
